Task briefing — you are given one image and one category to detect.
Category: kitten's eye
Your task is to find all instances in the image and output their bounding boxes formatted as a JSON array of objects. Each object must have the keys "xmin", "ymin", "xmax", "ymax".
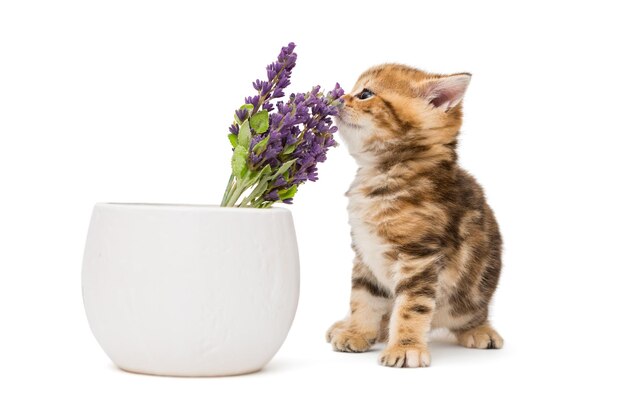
[{"xmin": 356, "ymin": 88, "xmax": 374, "ymax": 100}]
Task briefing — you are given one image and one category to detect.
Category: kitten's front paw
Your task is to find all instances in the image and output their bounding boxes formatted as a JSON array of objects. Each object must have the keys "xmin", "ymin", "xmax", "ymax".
[
  {"xmin": 325, "ymin": 320, "xmax": 347, "ymax": 343},
  {"xmin": 328, "ymin": 327, "xmax": 375, "ymax": 353},
  {"xmin": 378, "ymin": 345, "xmax": 431, "ymax": 368}
]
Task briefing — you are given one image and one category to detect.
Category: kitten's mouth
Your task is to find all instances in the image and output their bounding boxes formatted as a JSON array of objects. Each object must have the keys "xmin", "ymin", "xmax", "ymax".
[{"xmin": 335, "ymin": 114, "xmax": 361, "ymax": 129}]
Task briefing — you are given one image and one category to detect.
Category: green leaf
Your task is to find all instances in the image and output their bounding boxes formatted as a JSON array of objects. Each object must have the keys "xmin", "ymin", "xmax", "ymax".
[
  {"xmin": 250, "ymin": 110, "xmax": 269, "ymax": 134},
  {"xmin": 240, "ymin": 104, "xmax": 254, "ymax": 111},
  {"xmin": 271, "ymin": 159, "xmax": 297, "ymax": 180},
  {"xmin": 228, "ymin": 133, "xmax": 238, "ymax": 147},
  {"xmin": 237, "ymin": 120, "xmax": 252, "ymax": 149},
  {"xmin": 244, "ymin": 163, "xmax": 272, "ymax": 189},
  {"xmin": 231, "ymin": 145, "xmax": 248, "ymax": 179},
  {"xmin": 252, "ymin": 136, "xmax": 269, "ymax": 154},
  {"xmin": 259, "ymin": 163, "xmax": 272, "ymax": 178},
  {"xmin": 278, "ymin": 185, "xmax": 298, "ymax": 200},
  {"xmin": 253, "ymin": 164, "xmax": 272, "ymax": 184},
  {"xmin": 246, "ymin": 163, "xmax": 266, "ymax": 186},
  {"xmin": 282, "ymin": 143, "xmax": 297, "ymax": 155}
]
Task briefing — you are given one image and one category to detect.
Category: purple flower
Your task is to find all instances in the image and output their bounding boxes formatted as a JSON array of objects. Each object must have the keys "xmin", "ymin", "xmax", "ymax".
[
  {"xmin": 253, "ymin": 83, "xmax": 344, "ymax": 203},
  {"xmin": 264, "ymin": 189, "xmax": 280, "ymax": 201},
  {"xmin": 242, "ymin": 42, "xmax": 297, "ymax": 116},
  {"xmin": 229, "ymin": 123, "xmax": 239, "ymax": 136},
  {"xmin": 222, "ymin": 42, "xmax": 344, "ymax": 208},
  {"xmin": 244, "ymin": 95, "xmax": 260, "ymax": 109},
  {"xmin": 235, "ymin": 108, "xmax": 248, "ymax": 123}
]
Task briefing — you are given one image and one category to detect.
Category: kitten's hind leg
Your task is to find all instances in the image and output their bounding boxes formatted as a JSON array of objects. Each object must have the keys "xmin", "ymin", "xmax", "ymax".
[
  {"xmin": 327, "ymin": 259, "xmax": 392, "ymax": 353},
  {"xmin": 453, "ymin": 322, "xmax": 503, "ymax": 349}
]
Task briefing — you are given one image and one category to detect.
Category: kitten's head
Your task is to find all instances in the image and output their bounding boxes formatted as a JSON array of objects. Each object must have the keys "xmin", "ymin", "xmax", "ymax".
[{"xmin": 336, "ymin": 64, "xmax": 471, "ymax": 166}]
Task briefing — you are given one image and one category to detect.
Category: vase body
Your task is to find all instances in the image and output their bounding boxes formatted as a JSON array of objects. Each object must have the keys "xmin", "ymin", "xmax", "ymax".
[{"xmin": 82, "ymin": 203, "xmax": 299, "ymax": 376}]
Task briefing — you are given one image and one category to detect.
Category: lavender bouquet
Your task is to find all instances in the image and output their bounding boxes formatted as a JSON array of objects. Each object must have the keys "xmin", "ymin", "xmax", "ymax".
[{"xmin": 220, "ymin": 43, "xmax": 344, "ymax": 208}]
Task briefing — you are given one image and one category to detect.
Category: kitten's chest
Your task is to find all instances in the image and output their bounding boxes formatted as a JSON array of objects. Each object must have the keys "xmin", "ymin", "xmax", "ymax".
[{"xmin": 347, "ymin": 182, "xmax": 394, "ymax": 289}]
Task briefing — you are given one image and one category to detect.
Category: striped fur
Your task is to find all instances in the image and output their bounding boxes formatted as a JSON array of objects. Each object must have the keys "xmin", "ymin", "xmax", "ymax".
[{"xmin": 326, "ymin": 64, "xmax": 503, "ymax": 368}]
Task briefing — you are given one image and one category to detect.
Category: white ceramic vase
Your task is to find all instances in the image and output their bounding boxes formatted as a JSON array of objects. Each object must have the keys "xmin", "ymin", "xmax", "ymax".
[{"xmin": 81, "ymin": 203, "xmax": 299, "ymax": 376}]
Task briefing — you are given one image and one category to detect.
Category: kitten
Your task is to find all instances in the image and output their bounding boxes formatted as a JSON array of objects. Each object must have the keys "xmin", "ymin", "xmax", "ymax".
[{"xmin": 327, "ymin": 64, "xmax": 503, "ymax": 368}]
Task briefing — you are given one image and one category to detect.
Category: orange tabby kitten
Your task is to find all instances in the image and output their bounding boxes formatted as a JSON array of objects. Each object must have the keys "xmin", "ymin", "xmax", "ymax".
[{"xmin": 327, "ymin": 64, "xmax": 503, "ymax": 368}]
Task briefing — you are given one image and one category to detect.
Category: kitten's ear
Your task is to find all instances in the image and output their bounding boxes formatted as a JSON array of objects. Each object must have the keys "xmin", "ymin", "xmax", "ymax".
[{"xmin": 420, "ymin": 73, "xmax": 471, "ymax": 112}]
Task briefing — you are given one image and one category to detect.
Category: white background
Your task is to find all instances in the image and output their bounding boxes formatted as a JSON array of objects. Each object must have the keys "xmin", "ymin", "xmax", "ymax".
[{"xmin": 1, "ymin": 0, "xmax": 625, "ymax": 415}]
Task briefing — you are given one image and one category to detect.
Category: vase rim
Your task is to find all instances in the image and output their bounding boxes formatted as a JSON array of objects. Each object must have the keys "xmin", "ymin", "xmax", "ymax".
[{"xmin": 95, "ymin": 202, "xmax": 291, "ymax": 213}]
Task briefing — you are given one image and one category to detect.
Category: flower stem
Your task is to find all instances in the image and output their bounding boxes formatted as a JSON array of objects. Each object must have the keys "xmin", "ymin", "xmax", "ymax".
[
  {"xmin": 225, "ymin": 179, "xmax": 249, "ymax": 207},
  {"xmin": 239, "ymin": 175, "xmax": 270, "ymax": 207},
  {"xmin": 220, "ymin": 174, "xmax": 235, "ymax": 206}
]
